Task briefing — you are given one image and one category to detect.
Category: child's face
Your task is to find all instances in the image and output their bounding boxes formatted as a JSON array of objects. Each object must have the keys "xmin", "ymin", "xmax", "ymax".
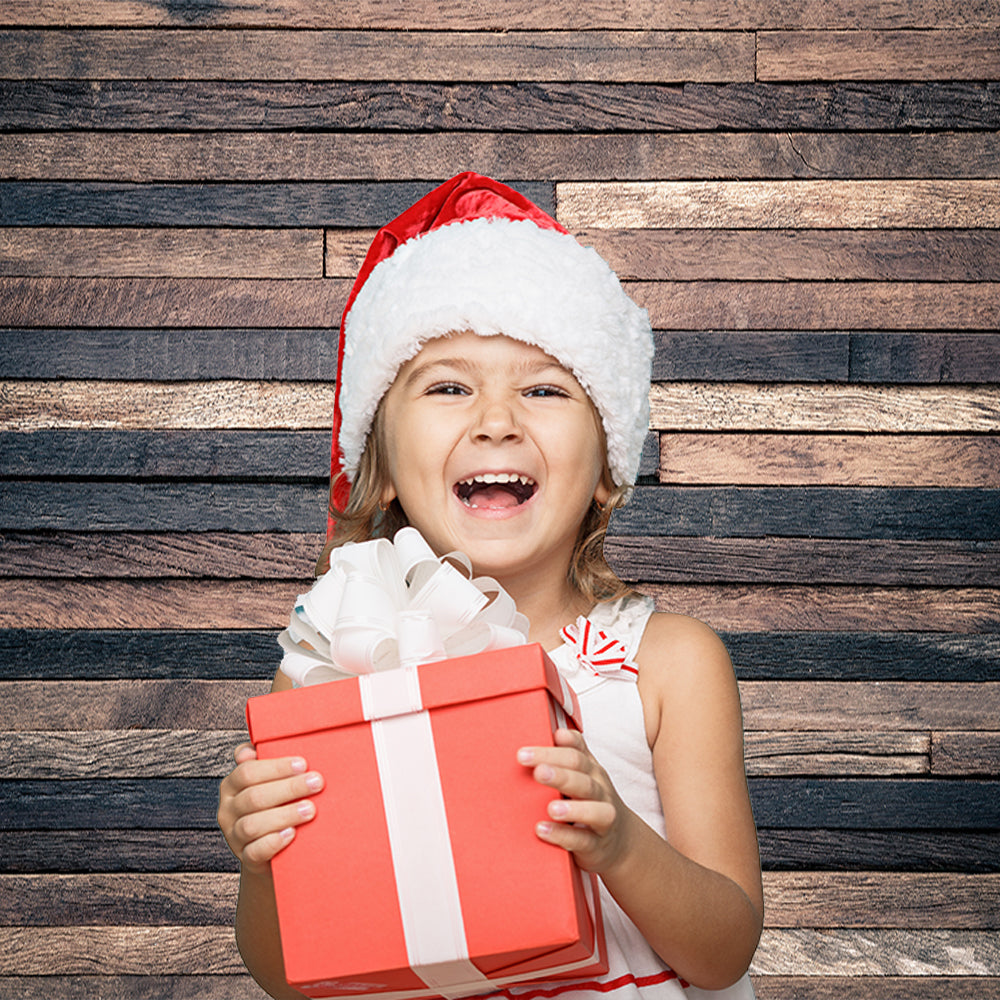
[{"xmin": 379, "ymin": 331, "xmax": 611, "ymax": 584}]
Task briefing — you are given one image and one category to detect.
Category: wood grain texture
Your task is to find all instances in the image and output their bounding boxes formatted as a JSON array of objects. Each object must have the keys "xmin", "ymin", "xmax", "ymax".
[
  {"xmin": 5, "ymin": 381, "xmax": 997, "ymax": 432},
  {"xmin": 5, "ymin": 132, "xmax": 1000, "ymax": 182},
  {"xmin": 758, "ymin": 29, "xmax": 1000, "ymax": 82},
  {"xmin": 933, "ymin": 733, "xmax": 1000, "ymax": 777},
  {"xmin": 3, "ymin": 82, "xmax": 997, "ymax": 132},
  {"xmin": 745, "ymin": 732, "xmax": 930, "ymax": 776},
  {"xmin": 5, "ymin": 679, "xmax": 996, "ymax": 733},
  {"xmin": 2, "ymin": 581, "xmax": 996, "ymax": 631},
  {"xmin": 5, "ymin": 629, "xmax": 996, "ymax": 682},
  {"xmin": 658, "ymin": 434, "xmax": 1000, "ymax": 487},
  {"xmin": 0, "ymin": 227, "xmax": 324, "ymax": 278},
  {"xmin": 0, "ymin": 29, "xmax": 755, "ymax": 83},
  {"xmin": 5, "ymin": 1, "xmax": 999, "ymax": 30},
  {"xmin": 755, "ymin": 979, "xmax": 1000, "ymax": 1000}
]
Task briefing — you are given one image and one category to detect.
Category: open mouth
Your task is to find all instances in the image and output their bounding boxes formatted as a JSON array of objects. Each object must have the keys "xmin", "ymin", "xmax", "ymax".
[{"xmin": 454, "ymin": 472, "xmax": 538, "ymax": 509}]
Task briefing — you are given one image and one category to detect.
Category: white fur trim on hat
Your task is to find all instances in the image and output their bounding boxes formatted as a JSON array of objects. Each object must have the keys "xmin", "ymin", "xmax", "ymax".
[{"xmin": 338, "ymin": 217, "xmax": 653, "ymax": 486}]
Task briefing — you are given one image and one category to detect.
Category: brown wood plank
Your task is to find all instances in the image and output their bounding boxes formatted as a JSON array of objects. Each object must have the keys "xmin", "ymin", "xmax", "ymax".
[
  {"xmin": 758, "ymin": 29, "xmax": 1000, "ymax": 82},
  {"xmin": 6, "ymin": 132, "xmax": 999, "ymax": 183},
  {"xmin": 0, "ymin": 681, "xmax": 266, "ymax": 731},
  {"xmin": 0, "ymin": 277, "xmax": 349, "ymax": 327},
  {"xmin": 0, "ymin": 731, "xmax": 245, "ymax": 778},
  {"xmin": 0, "ymin": 380, "xmax": 335, "ymax": 431},
  {"xmin": 558, "ymin": 180, "xmax": 1000, "ymax": 229},
  {"xmin": 579, "ymin": 230, "xmax": 1000, "ymax": 282},
  {"xmin": 0, "ymin": 976, "xmax": 271, "ymax": 1000},
  {"xmin": 659, "ymin": 434, "xmax": 1000, "ymax": 487},
  {"xmin": 0, "ymin": 29, "xmax": 755, "ymax": 82},
  {"xmin": 762, "ymin": 872, "xmax": 1000, "ymax": 928},
  {"xmin": 4, "ymin": 680, "xmax": 996, "ymax": 732},
  {"xmin": 649, "ymin": 385, "xmax": 1000, "ymax": 433},
  {"xmin": 740, "ymin": 682, "xmax": 1000, "ymax": 733},
  {"xmin": 5, "ymin": 381, "xmax": 997, "ymax": 433},
  {"xmin": 645, "ymin": 585, "xmax": 1000, "ymax": 633},
  {"xmin": 933, "ymin": 732, "xmax": 1000, "ymax": 777},
  {"xmin": 745, "ymin": 732, "xmax": 929, "ymax": 776},
  {"xmin": 635, "ymin": 282, "xmax": 1000, "ymax": 331},
  {"xmin": 755, "ymin": 979, "xmax": 1000, "ymax": 1000},
  {"xmin": 1, "ymin": 581, "xmax": 996, "ymax": 631},
  {"xmin": 5, "ymin": 1, "xmax": 999, "ymax": 30},
  {"xmin": 0, "ymin": 926, "xmax": 244, "ymax": 975},
  {"xmin": 606, "ymin": 538, "xmax": 1000, "ymax": 586},
  {"xmin": 751, "ymin": 929, "xmax": 1000, "ymax": 976},
  {"xmin": 0, "ymin": 532, "xmax": 323, "ymax": 579},
  {"xmin": 0, "ymin": 228, "xmax": 324, "ymax": 278}
]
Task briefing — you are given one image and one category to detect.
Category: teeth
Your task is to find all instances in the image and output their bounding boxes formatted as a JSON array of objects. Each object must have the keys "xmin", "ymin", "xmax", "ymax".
[{"xmin": 460, "ymin": 473, "xmax": 534, "ymax": 486}]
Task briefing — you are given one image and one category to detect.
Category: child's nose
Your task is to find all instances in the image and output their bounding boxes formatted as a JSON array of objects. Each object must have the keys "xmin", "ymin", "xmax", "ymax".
[{"xmin": 471, "ymin": 398, "xmax": 522, "ymax": 442}]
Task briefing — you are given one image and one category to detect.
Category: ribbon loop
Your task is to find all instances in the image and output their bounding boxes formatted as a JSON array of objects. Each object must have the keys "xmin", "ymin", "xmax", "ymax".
[
  {"xmin": 280, "ymin": 528, "xmax": 529, "ymax": 686},
  {"xmin": 559, "ymin": 615, "xmax": 639, "ymax": 681}
]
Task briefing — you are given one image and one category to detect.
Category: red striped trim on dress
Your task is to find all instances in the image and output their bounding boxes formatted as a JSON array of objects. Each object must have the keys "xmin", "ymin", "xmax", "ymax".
[{"xmin": 479, "ymin": 969, "xmax": 688, "ymax": 1000}]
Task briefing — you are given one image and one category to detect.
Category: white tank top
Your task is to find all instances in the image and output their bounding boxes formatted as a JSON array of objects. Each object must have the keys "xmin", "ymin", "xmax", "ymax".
[{"xmin": 498, "ymin": 594, "xmax": 756, "ymax": 1000}]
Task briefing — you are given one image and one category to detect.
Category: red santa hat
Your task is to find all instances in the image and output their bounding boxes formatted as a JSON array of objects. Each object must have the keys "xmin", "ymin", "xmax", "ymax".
[{"xmin": 329, "ymin": 172, "xmax": 653, "ymax": 534}]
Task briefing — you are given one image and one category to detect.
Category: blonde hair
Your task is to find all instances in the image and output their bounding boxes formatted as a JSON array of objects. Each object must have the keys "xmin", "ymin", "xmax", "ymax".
[{"xmin": 316, "ymin": 401, "xmax": 634, "ymax": 606}]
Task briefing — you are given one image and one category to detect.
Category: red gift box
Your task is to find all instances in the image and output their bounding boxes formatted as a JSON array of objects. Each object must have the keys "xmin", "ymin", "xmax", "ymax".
[{"xmin": 245, "ymin": 642, "xmax": 607, "ymax": 999}]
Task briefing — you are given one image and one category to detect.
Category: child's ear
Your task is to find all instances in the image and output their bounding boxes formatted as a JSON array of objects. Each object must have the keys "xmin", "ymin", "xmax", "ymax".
[
  {"xmin": 380, "ymin": 482, "xmax": 398, "ymax": 508},
  {"xmin": 594, "ymin": 474, "xmax": 612, "ymax": 509}
]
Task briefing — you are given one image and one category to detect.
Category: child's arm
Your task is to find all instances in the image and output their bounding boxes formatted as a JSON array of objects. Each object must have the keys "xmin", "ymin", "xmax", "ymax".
[
  {"xmin": 519, "ymin": 613, "xmax": 763, "ymax": 991},
  {"xmin": 217, "ymin": 669, "xmax": 323, "ymax": 1000}
]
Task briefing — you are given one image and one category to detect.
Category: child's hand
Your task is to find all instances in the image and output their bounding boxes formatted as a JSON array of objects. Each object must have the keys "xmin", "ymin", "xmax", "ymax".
[
  {"xmin": 217, "ymin": 742, "xmax": 324, "ymax": 876},
  {"xmin": 517, "ymin": 728, "xmax": 635, "ymax": 875}
]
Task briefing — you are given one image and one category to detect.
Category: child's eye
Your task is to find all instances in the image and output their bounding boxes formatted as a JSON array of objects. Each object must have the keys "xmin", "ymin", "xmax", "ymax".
[
  {"xmin": 525, "ymin": 384, "xmax": 570, "ymax": 398},
  {"xmin": 426, "ymin": 382, "xmax": 469, "ymax": 396}
]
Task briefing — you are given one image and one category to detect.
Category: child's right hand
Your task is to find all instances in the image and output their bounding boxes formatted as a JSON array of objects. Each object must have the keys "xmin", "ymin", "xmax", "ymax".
[{"xmin": 217, "ymin": 742, "xmax": 324, "ymax": 876}]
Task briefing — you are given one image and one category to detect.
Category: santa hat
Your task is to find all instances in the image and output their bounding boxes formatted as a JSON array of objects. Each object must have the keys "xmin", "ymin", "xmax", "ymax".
[{"xmin": 329, "ymin": 172, "xmax": 653, "ymax": 532}]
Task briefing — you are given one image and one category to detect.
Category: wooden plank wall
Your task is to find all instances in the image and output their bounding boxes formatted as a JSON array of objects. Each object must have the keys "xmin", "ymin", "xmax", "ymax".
[{"xmin": 1, "ymin": 2, "xmax": 998, "ymax": 997}]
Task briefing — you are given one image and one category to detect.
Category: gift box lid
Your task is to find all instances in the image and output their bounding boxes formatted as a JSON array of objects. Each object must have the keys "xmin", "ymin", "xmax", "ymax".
[{"xmin": 246, "ymin": 642, "xmax": 578, "ymax": 742}]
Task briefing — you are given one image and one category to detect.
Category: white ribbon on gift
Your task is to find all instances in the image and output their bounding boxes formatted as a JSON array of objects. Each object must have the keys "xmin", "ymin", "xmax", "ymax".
[{"xmin": 277, "ymin": 527, "xmax": 530, "ymax": 686}]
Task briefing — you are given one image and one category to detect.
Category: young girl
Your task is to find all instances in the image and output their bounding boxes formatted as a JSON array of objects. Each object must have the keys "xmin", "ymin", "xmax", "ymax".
[{"xmin": 217, "ymin": 173, "xmax": 763, "ymax": 999}]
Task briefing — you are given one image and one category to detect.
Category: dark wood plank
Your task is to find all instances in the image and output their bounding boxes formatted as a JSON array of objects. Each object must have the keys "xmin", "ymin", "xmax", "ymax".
[
  {"xmin": 0, "ymin": 830, "xmax": 238, "ymax": 873},
  {"xmin": 6, "ymin": 131, "xmax": 1000, "ymax": 182},
  {"xmin": 4, "ymin": 630, "xmax": 995, "ymax": 682},
  {"xmin": 0, "ymin": 483, "xmax": 329, "ymax": 531},
  {"xmin": 933, "ymin": 733, "xmax": 1000, "ymax": 777},
  {"xmin": 758, "ymin": 29, "xmax": 1000, "ymax": 82},
  {"xmin": 0, "ymin": 330, "xmax": 339, "ymax": 379},
  {"xmin": 0, "ymin": 629, "xmax": 282, "ymax": 680},
  {"xmin": 723, "ymin": 632, "xmax": 1000, "ymax": 682},
  {"xmin": 589, "ymin": 230, "xmax": 1000, "ymax": 282},
  {"xmin": 0, "ymin": 29, "xmax": 755, "ymax": 83},
  {"xmin": 0, "ymin": 976, "xmax": 269, "ymax": 1000},
  {"xmin": 3, "ymin": 777, "xmax": 997, "ymax": 830},
  {"xmin": 659, "ymin": 434, "xmax": 1000, "ymax": 487},
  {"xmin": 0, "ymin": 532, "xmax": 323, "ymax": 579},
  {"xmin": 6, "ymin": 1, "xmax": 1000, "ymax": 30},
  {"xmin": 851, "ymin": 333, "xmax": 1000, "ymax": 383},
  {"xmin": 0, "ymin": 181, "xmax": 553, "ymax": 227},
  {"xmin": 4, "ymin": 484, "xmax": 995, "ymax": 537},
  {"xmin": 611, "ymin": 488, "xmax": 1000, "ymax": 541},
  {"xmin": 0, "ymin": 227, "xmax": 323, "ymax": 278},
  {"xmin": 0, "ymin": 430, "xmax": 330, "ymax": 477},
  {"xmin": 3, "ymin": 81, "xmax": 997, "ymax": 132}
]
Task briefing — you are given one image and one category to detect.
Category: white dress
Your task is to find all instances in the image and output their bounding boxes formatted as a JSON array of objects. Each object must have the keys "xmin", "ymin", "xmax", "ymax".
[{"xmin": 499, "ymin": 594, "xmax": 756, "ymax": 1000}]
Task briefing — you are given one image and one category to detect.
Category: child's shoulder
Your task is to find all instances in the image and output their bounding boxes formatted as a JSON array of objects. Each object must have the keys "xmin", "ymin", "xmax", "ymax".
[{"xmin": 638, "ymin": 609, "xmax": 736, "ymax": 689}]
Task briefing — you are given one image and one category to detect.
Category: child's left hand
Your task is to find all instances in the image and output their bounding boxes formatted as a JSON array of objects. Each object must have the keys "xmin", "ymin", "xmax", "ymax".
[{"xmin": 518, "ymin": 728, "xmax": 636, "ymax": 875}]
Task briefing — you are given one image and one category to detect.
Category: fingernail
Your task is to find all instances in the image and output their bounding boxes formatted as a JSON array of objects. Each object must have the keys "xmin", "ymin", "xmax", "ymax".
[
  {"xmin": 290, "ymin": 757, "xmax": 307, "ymax": 773},
  {"xmin": 536, "ymin": 764, "xmax": 554, "ymax": 782},
  {"xmin": 517, "ymin": 748, "xmax": 534, "ymax": 764},
  {"xmin": 297, "ymin": 800, "xmax": 315, "ymax": 819},
  {"xmin": 305, "ymin": 772, "xmax": 323, "ymax": 792},
  {"xmin": 280, "ymin": 827, "xmax": 295, "ymax": 841},
  {"xmin": 549, "ymin": 800, "xmax": 568, "ymax": 818},
  {"xmin": 536, "ymin": 821, "xmax": 553, "ymax": 837}
]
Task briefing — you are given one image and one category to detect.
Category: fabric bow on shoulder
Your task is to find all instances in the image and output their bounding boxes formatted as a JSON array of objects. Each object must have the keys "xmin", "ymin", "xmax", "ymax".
[
  {"xmin": 278, "ymin": 527, "xmax": 530, "ymax": 685},
  {"xmin": 559, "ymin": 616, "xmax": 639, "ymax": 681}
]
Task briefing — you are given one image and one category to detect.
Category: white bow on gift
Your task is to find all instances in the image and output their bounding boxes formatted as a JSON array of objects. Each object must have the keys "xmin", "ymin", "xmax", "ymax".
[{"xmin": 278, "ymin": 527, "xmax": 530, "ymax": 685}]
